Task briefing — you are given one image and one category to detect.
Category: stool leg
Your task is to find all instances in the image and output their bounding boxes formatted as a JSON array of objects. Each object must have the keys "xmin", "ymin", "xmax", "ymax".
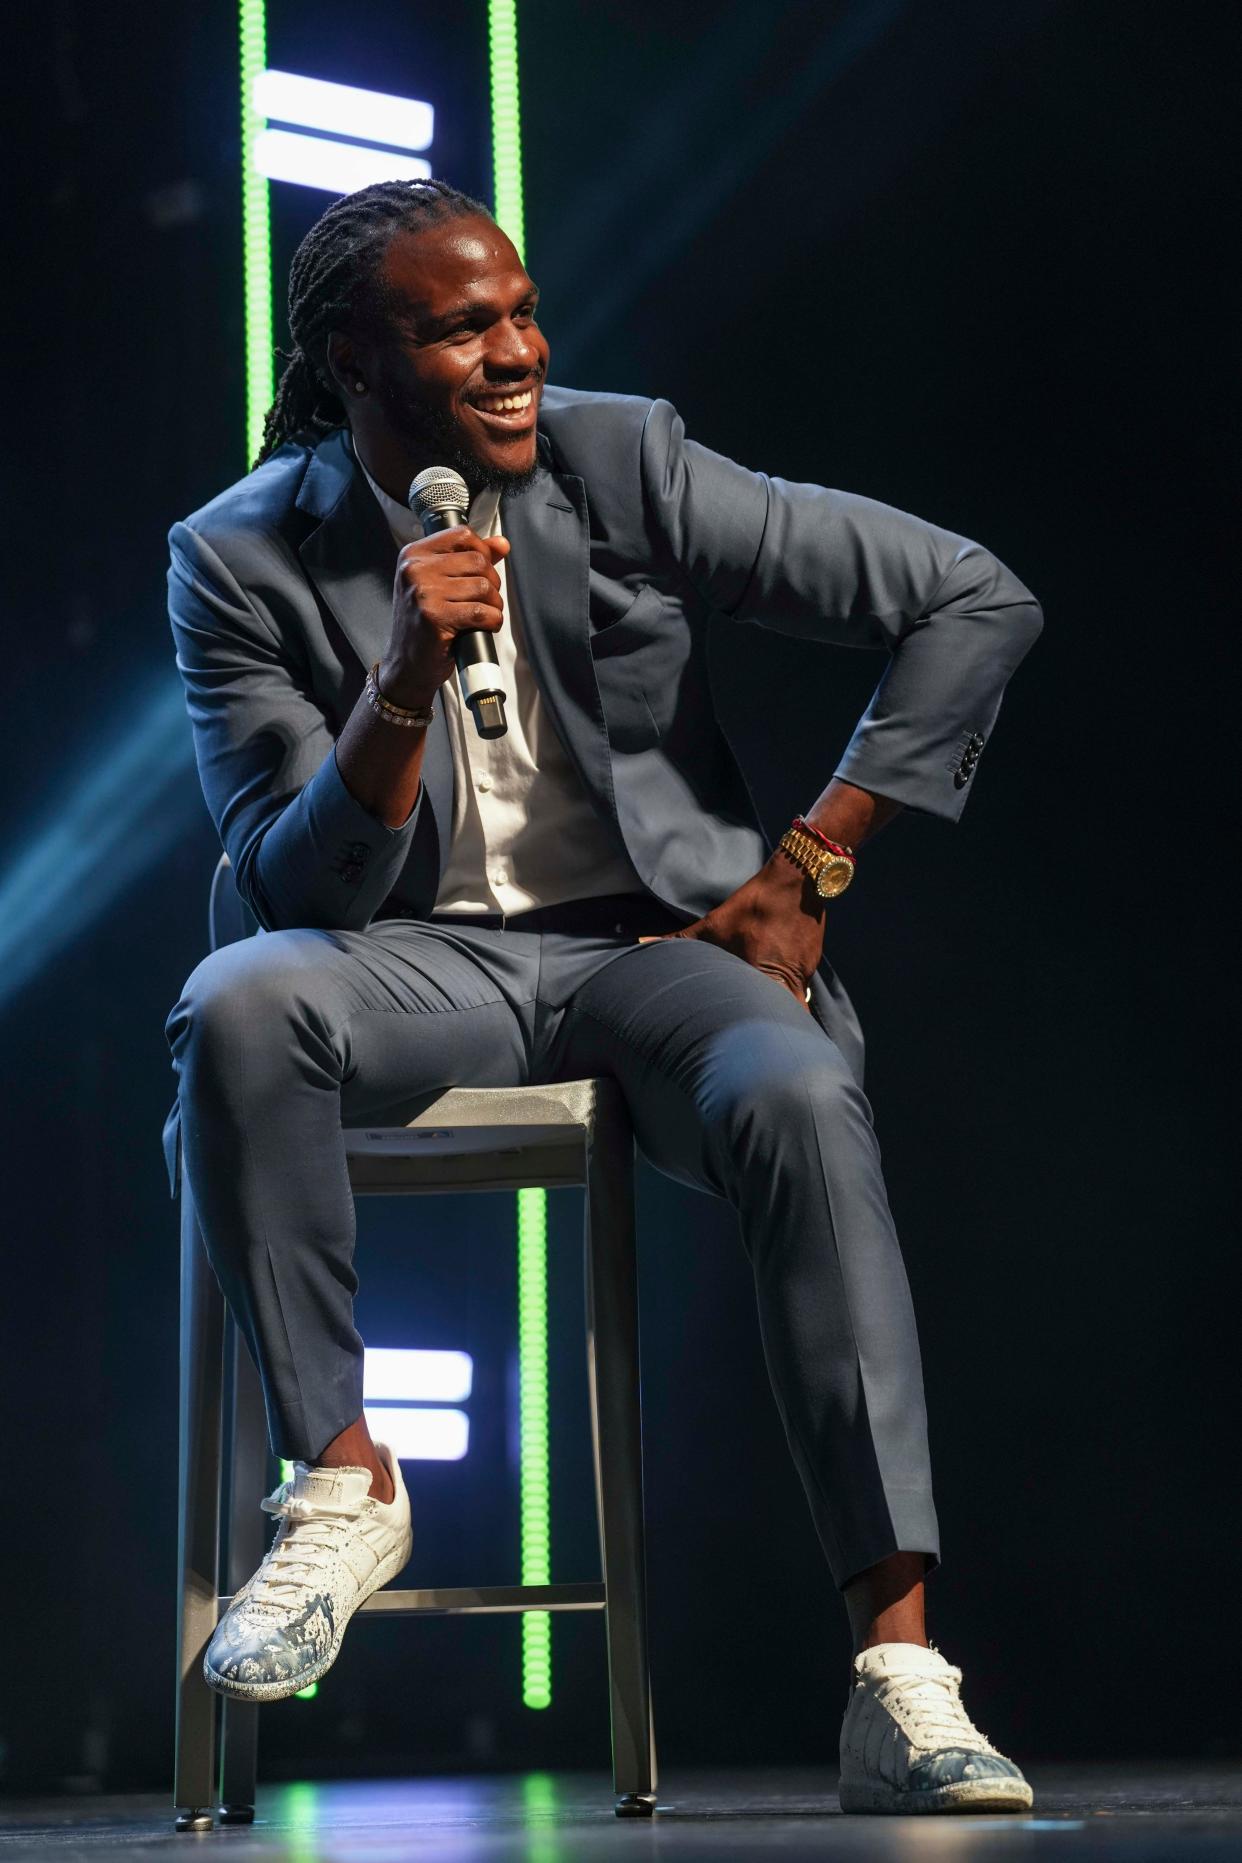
[
  {"xmin": 584, "ymin": 1098, "xmax": 658, "ymax": 1818},
  {"xmin": 174, "ymin": 1183, "xmax": 224, "ymax": 1832},
  {"xmin": 219, "ymin": 1324, "xmax": 267, "ymax": 1824}
]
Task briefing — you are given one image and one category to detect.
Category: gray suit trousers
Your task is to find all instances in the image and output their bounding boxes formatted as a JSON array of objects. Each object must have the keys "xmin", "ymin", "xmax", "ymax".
[{"xmin": 165, "ymin": 918, "xmax": 938, "ymax": 1588}]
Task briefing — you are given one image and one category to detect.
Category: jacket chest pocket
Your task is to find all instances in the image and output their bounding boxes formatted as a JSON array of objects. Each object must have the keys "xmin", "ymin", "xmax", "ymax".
[{"xmin": 589, "ymin": 586, "xmax": 689, "ymax": 750}]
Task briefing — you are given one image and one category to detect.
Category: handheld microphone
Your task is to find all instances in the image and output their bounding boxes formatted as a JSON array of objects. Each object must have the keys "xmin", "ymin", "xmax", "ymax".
[{"xmin": 408, "ymin": 466, "xmax": 508, "ymax": 740}]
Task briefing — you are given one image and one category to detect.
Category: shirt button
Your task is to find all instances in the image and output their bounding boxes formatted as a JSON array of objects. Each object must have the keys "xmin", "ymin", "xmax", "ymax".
[
  {"xmin": 478, "ymin": 774, "xmax": 494, "ymax": 793},
  {"xmin": 491, "ymin": 870, "xmax": 508, "ymax": 887}
]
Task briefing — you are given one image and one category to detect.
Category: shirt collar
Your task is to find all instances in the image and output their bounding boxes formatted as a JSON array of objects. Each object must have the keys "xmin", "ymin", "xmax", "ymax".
[{"xmin": 349, "ymin": 432, "xmax": 500, "ymax": 541}]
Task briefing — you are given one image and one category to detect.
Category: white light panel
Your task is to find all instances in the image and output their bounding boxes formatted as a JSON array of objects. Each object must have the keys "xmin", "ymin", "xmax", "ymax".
[
  {"xmin": 365, "ymin": 1406, "xmax": 470, "ymax": 1462},
  {"xmin": 254, "ymin": 128, "xmax": 431, "ymax": 195},
  {"xmin": 254, "ymin": 69, "xmax": 434, "ymax": 151},
  {"xmin": 364, "ymin": 1348, "xmax": 473, "ymax": 1404}
]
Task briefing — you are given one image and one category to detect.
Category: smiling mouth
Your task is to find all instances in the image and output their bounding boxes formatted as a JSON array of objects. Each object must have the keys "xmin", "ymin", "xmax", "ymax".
[{"xmin": 466, "ymin": 387, "xmax": 538, "ymax": 434}]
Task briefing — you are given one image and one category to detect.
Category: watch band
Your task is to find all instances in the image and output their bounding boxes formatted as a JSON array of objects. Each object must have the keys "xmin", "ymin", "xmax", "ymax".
[{"xmin": 778, "ymin": 820, "xmax": 857, "ymax": 900}]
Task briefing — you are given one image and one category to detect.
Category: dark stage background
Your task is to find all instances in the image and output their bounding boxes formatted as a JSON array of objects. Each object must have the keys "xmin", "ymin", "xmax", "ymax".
[{"xmin": 2, "ymin": 0, "xmax": 1236, "ymax": 1796}]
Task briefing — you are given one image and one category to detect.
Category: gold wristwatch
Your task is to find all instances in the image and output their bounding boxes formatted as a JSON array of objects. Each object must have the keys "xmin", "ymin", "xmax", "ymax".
[{"xmin": 777, "ymin": 817, "xmax": 857, "ymax": 899}]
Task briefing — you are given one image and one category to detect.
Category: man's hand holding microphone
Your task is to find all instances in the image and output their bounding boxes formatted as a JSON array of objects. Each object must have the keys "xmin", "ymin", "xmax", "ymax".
[
  {"xmin": 378, "ymin": 523, "xmax": 509, "ymax": 713},
  {"xmin": 336, "ymin": 466, "xmax": 509, "ymax": 830}
]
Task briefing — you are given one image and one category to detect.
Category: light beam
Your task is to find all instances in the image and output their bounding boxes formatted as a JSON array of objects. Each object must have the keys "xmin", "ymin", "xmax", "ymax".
[{"xmin": 0, "ymin": 679, "xmax": 196, "ymax": 1017}]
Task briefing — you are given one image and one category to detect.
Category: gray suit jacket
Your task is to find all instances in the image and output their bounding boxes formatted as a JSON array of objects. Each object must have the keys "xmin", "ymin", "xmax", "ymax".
[{"xmin": 168, "ymin": 386, "xmax": 1042, "ymax": 1084}]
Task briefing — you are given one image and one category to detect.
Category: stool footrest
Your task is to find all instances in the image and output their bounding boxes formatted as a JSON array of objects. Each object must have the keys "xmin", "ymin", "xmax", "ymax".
[{"xmin": 216, "ymin": 1581, "xmax": 605, "ymax": 1618}]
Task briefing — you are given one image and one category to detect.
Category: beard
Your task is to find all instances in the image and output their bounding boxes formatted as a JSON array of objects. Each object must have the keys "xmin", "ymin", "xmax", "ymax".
[{"xmin": 375, "ymin": 371, "xmax": 542, "ymax": 499}]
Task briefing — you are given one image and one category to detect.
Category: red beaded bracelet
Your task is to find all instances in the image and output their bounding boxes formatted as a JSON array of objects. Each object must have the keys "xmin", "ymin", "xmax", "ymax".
[{"xmin": 792, "ymin": 816, "xmax": 855, "ymax": 861}]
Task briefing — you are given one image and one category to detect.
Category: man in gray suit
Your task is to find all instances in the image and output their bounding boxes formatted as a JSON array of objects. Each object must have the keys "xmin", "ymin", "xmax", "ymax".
[{"xmin": 165, "ymin": 179, "xmax": 1041, "ymax": 1813}]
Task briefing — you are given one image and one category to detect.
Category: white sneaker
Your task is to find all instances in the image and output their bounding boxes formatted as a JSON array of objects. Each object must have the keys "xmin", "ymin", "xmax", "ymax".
[
  {"xmin": 204, "ymin": 1445, "xmax": 412, "ymax": 1701},
  {"xmin": 838, "ymin": 1643, "xmax": 1033, "ymax": 1814}
]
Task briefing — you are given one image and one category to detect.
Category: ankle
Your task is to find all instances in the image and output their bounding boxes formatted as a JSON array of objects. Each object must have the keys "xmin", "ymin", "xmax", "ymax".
[
  {"xmin": 315, "ymin": 1451, "xmax": 393, "ymax": 1505},
  {"xmin": 844, "ymin": 1551, "xmax": 929, "ymax": 1654},
  {"xmin": 315, "ymin": 1416, "xmax": 395, "ymax": 1505}
]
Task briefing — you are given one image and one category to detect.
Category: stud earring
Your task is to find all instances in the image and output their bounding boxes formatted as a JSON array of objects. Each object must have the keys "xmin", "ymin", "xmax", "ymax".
[{"xmin": 353, "ymin": 380, "xmax": 366, "ymax": 393}]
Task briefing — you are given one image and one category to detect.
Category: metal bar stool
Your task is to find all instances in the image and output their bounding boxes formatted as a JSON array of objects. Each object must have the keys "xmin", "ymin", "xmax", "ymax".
[{"xmin": 172, "ymin": 859, "xmax": 658, "ymax": 1828}]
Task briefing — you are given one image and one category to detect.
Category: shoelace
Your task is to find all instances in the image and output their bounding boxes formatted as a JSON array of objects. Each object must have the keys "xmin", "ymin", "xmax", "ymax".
[
  {"xmin": 241, "ymin": 1485, "xmax": 366, "ymax": 1614},
  {"xmin": 873, "ymin": 1666, "xmax": 995, "ymax": 1753}
]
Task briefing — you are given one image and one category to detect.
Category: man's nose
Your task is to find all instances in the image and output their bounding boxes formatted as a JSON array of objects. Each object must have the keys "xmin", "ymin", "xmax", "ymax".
[{"xmin": 486, "ymin": 320, "xmax": 541, "ymax": 374}]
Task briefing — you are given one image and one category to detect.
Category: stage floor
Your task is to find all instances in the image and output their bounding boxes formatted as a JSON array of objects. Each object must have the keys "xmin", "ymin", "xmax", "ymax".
[{"xmin": 1, "ymin": 1766, "xmax": 1239, "ymax": 1859}]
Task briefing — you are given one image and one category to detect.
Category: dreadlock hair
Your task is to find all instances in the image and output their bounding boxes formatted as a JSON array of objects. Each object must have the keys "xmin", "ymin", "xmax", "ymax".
[{"xmin": 253, "ymin": 177, "xmax": 491, "ymax": 470}]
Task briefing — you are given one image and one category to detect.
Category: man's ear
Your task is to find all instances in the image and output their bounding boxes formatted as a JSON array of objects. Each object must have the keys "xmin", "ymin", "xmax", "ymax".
[{"xmin": 325, "ymin": 330, "xmax": 364, "ymax": 398}]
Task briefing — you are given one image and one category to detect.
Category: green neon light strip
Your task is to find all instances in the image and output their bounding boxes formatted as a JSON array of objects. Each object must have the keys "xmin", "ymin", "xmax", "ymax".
[
  {"xmin": 240, "ymin": 0, "xmax": 274, "ymax": 467},
  {"xmin": 488, "ymin": 0, "xmax": 525, "ymax": 261},
  {"xmin": 517, "ymin": 1187, "xmax": 551, "ymax": 1709},
  {"xmin": 490, "ymin": 0, "xmax": 544, "ymax": 1713}
]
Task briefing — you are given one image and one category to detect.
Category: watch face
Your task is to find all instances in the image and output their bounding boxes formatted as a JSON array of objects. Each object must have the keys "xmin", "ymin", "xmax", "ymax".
[{"xmin": 816, "ymin": 857, "xmax": 854, "ymax": 899}]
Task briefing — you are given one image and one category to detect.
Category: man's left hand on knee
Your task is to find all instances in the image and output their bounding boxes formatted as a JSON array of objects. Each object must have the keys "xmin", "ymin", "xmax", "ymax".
[{"xmin": 639, "ymin": 852, "xmax": 826, "ymax": 1010}]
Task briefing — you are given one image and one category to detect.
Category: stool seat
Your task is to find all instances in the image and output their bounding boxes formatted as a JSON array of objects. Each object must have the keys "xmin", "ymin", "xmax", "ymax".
[{"xmin": 343, "ymin": 1080, "xmax": 612, "ymax": 1194}]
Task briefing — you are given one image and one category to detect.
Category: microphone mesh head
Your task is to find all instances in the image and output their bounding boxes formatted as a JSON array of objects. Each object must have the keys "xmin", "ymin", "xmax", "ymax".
[{"xmin": 408, "ymin": 465, "xmax": 470, "ymax": 519}]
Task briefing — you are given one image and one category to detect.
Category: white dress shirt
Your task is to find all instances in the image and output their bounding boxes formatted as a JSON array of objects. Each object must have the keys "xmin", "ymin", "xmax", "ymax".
[{"xmin": 355, "ymin": 446, "xmax": 640, "ymax": 916}]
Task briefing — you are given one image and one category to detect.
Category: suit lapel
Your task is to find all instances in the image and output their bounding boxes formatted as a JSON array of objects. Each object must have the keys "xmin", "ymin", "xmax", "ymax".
[
  {"xmin": 296, "ymin": 431, "xmax": 454, "ymax": 878},
  {"xmin": 502, "ymin": 469, "xmax": 620, "ymax": 833}
]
